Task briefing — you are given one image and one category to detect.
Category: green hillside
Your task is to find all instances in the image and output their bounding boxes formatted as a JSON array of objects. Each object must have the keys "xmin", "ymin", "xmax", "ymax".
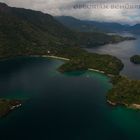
[{"xmin": 0, "ymin": 2, "xmax": 133, "ymax": 59}]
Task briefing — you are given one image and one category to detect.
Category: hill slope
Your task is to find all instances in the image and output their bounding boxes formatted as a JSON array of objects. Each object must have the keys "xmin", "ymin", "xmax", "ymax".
[
  {"xmin": 55, "ymin": 16, "xmax": 130, "ymax": 33},
  {"xmin": 56, "ymin": 16, "xmax": 140, "ymax": 34},
  {"xmin": 0, "ymin": 2, "xmax": 132, "ymax": 58},
  {"xmin": 0, "ymin": 3, "xmax": 79, "ymax": 57}
]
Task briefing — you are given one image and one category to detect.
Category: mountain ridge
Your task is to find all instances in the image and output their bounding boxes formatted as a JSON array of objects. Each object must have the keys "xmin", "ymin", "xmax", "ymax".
[
  {"xmin": 0, "ymin": 2, "xmax": 134, "ymax": 59},
  {"xmin": 55, "ymin": 16, "xmax": 140, "ymax": 34}
]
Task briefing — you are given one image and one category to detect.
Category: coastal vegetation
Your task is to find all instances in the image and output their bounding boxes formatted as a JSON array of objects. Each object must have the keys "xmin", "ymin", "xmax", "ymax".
[
  {"xmin": 0, "ymin": 2, "xmax": 124, "ymax": 75},
  {"xmin": 0, "ymin": 2, "xmax": 138, "ymax": 116},
  {"xmin": 130, "ymin": 55, "xmax": 140, "ymax": 64},
  {"xmin": 107, "ymin": 76, "xmax": 140, "ymax": 109},
  {"xmin": 57, "ymin": 49, "xmax": 124, "ymax": 75},
  {"xmin": 0, "ymin": 99, "xmax": 22, "ymax": 117},
  {"xmin": 0, "ymin": 2, "xmax": 135, "ymax": 59}
]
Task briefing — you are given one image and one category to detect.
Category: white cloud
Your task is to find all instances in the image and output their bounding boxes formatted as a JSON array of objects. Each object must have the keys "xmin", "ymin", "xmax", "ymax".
[{"xmin": 1, "ymin": 0, "xmax": 140, "ymax": 25}]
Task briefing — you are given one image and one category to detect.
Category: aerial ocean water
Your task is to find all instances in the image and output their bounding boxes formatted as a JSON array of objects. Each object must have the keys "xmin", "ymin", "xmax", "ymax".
[{"xmin": 0, "ymin": 34, "xmax": 140, "ymax": 140}]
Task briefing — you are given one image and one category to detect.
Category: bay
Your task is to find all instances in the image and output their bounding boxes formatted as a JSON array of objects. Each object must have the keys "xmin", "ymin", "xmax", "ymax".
[{"xmin": 0, "ymin": 38, "xmax": 140, "ymax": 140}]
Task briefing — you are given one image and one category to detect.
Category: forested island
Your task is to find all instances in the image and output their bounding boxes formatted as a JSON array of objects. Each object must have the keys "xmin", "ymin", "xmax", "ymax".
[
  {"xmin": 0, "ymin": 99, "xmax": 22, "ymax": 117},
  {"xmin": 130, "ymin": 55, "xmax": 140, "ymax": 64}
]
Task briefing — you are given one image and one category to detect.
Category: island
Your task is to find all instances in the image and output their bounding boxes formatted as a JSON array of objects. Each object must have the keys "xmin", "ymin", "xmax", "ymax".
[
  {"xmin": 130, "ymin": 55, "xmax": 140, "ymax": 64},
  {"xmin": 107, "ymin": 76, "xmax": 140, "ymax": 109},
  {"xmin": 0, "ymin": 99, "xmax": 22, "ymax": 117}
]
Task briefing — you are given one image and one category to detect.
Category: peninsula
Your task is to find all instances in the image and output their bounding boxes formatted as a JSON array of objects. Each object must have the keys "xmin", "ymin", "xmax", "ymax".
[
  {"xmin": 0, "ymin": 99, "xmax": 22, "ymax": 117},
  {"xmin": 0, "ymin": 2, "xmax": 138, "ymax": 114},
  {"xmin": 57, "ymin": 49, "xmax": 123, "ymax": 75},
  {"xmin": 107, "ymin": 76, "xmax": 140, "ymax": 109}
]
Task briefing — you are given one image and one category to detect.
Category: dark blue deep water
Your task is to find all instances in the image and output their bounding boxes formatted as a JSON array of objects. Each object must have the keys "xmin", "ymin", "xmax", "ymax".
[{"xmin": 0, "ymin": 34, "xmax": 140, "ymax": 140}]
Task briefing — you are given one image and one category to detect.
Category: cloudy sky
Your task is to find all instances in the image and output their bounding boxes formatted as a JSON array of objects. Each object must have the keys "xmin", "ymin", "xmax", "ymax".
[{"xmin": 1, "ymin": 0, "xmax": 140, "ymax": 25}]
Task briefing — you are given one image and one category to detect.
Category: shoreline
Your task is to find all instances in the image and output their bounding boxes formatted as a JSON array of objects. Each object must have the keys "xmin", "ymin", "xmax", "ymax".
[
  {"xmin": 0, "ymin": 55, "xmax": 139, "ymax": 110},
  {"xmin": 129, "ymin": 104, "xmax": 140, "ymax": 110},
  {"xmin": 0, "ymin": 54, "xmax": 114, "ymax": 77},
  {"xmin": 88, "ymin": 68, "xmax": 105, "ymax": 74},
  {"xmin": 31, "ymin": 55, "xmax": 112, "ymax": 76},
  {"xmin": 0, "ymin": 99, "xmax": 22, "ymax": 117},
  {"xmin": 41, "ymin": 55, "xmax": 70, "ymax": 61},
  {"xmin": 30, "ymin": 55, "xmax": 70, "ymax": 61},
  {"xmin": 107, "ymin": 100, "xmax": 140, "ymax": 110},
  {"xmin": 107, "ymin": 100, "xmax": 117, "ymax": 106},
  {"xmin": 88, "ymin": 68, "xmax": 114, "ymax": 77},
  {"xmin": 42, "ymin": 55, "xmax": 113, "ymax": 76}
]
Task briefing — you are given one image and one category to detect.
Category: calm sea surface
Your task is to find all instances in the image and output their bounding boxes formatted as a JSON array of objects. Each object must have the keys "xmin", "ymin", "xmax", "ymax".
[
  {"xmin": 0, "ymin": 34, "xmax": 140, "ymax": 140},
  {"xmin": 87, "ymin": 33, "xmax": 140, "ymax": 79}
]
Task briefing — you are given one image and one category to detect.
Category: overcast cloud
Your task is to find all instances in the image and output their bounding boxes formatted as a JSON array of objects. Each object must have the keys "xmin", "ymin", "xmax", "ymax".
[{"xmin": 1, "ymin": 0, "xmax": 140, "ymax": 25}]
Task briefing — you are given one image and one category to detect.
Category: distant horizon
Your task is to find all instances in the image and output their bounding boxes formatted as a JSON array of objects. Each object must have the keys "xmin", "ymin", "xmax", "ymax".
[
  {"xmin": 1, "ymin": 0, "xmax": 140, "ymax": 25},
  {"xmin": 55, "ymin": 15, "xmax": 139, "ymax": 26}
]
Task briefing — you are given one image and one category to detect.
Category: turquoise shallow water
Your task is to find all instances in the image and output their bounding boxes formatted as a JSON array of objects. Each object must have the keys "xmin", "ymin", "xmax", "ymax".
[{"xmin": 0, "ymin": 57, "xmax": 140, "ymax": 140}]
